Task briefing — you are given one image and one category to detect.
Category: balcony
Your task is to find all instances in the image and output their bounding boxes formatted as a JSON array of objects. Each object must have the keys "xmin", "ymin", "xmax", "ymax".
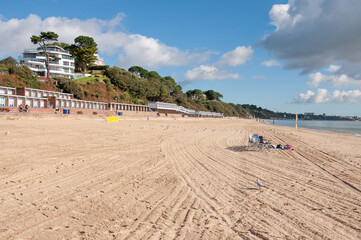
[
  {"xmin": 46, "ymin": 47, "xmax": 69, "ymax": 53},
  {"xmin": 62, "ymin": 55, "xmax": 74, "ymax": 60},
  {"xmin": 23, "ymin": 49, "xmax": 40, "ymax": 53},
  {"xmin": 27, "ymin": 58, "xmax": 45, "ymax": 64},
  {"xmin": 24, "ymin": 48, "xmax": 71, "ymax": 55}
]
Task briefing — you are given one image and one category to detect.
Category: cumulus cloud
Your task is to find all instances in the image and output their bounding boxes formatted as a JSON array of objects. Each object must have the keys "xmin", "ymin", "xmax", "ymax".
[
  {"xmin": 261, "ymin": 0, "xmax": 361, "ymax": 77},
  {"xmin": 183, "ymin": 46, "xmax": 251, "ymax": 82},
  {"xmin": 261, "ymin": 60, "xmax": 281, "ymax": 67},
  {"xmin": 307, "ymin": 72, "xmax": 361, "ymax": 88},
  {"xmin": 215, "ymin": 46, "xmax": 253, "ymax": 67},
  {"xmin": 326, "ymin": 64, "xmax": 341, "ymax": 73},
  {"xmin": 0, "ymin": 14, "xmax": 210, "ymax": 69},
  {"xmin": 185, "ymin": 65, "xmax": 242, "ymax": 82},
  {"xmin": 291, "ymin": 89, "xmax": 361, "ymax": 104}
]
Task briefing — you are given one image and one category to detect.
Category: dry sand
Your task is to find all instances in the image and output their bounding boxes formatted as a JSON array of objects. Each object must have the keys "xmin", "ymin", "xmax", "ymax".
[{"xmin": 0, "ymin": 114, "xmax": 360, "ymax": 239}]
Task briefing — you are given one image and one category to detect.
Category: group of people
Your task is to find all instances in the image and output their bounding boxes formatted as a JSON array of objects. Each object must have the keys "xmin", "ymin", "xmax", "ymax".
[
  {"xmin": 249, "ymin": 134, "xmax": 293, "ymax": 150},
  {"xmin": 19, "ymin": 104, "xmax": 29, "ymax": 112}
]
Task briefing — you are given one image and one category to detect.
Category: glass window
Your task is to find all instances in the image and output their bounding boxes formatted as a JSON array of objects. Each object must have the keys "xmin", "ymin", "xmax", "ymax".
[{"xmin": 0, "ymin": 96, "xmax": 5, "ymax": 106}]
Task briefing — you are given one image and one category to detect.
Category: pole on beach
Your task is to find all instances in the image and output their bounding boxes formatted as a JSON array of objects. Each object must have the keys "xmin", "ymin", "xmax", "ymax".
[{"xmin": 295, "ymin": 113, "xmax": 298, "ymax": 131}]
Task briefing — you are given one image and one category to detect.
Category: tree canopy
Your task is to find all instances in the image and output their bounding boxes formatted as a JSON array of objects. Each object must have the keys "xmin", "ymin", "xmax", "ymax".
[
  {"xmin": 0, "ymin": 56, "xmax": 18, "ymax": 66},
  {"xmin": 55, "ymin": 77, "xmax": 84, "ymax": 99},
  {"xmin": 128, "ymin": 66, "xmax": 149, "ymax": 78},
  {"xmin": 30, "ymin": 31, "xmax": 59, "ymax": 78},
  {"xmin": 52, "ymin": 42, "xmax": 70, "ymax": 49},
  {"xmin": 68, "ymin": 36, "xmax": 98, "ymax": 72},
  {"xmin": 186, "ymin": 89, "xmax": 204, "ymax": 100},
  {"xmin": 204, "ymin": 90, "xmax": 223, "ymax": 101}
]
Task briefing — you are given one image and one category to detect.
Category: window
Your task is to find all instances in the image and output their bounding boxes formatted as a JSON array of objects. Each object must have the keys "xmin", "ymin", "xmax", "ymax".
[
  {"xmin": 23, "ymin": 53, "xmax": 37, "ymax": 58},
  {"xmin": 0, "ymin": 96, "xmax": 5, "ymax": 106},
  {"xmin": 17, "ymin": 98, "xmax": 24, "ymax": 107},
  {"xmin": 9, "ymin": 97, "xmax": 14, "ymax": 107}
]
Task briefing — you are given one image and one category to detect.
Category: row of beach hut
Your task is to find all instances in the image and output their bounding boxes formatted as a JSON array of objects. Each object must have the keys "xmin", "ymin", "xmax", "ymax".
[{"xmin": 0, "ymin": 85, "xmax": 223, "ymax": 117}]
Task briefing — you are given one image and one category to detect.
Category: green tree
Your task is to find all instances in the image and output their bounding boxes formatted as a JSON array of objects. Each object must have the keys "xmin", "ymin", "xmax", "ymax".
[
  {"xmin": 52, "ymin": 42, "xmax": 70, "ymax": 49},
  {"xmin": 69, "ymin": 36, "xmax": 98, "ymax": 72},
  {"xmin": 186, "ymin": 89, "xmax": 204, "ymax": 100},
  {"xmin": 54, "ymin": 77, "xmax": 84, "ymax": 99},
  {"xmin": 171, "ymin": 85, "xmax": 183, "ymax": 96},
  {"xmin": 161, "ymin": 76, "xmax": 177, "ymax": 93},
  {"xmin": 159, "ymin": 85, "xmax": 169, "ymax": 97},
  {"xmin": 0, "ymin": 56, "xmax": 18, "ymax": 66},
  {"xmin": 204, "ymin": 90, "xmax": 223, "ymax": 101},
  {"xmin": 8, "ymin": 65, "xmax": 40, "ymax": 88},
  {"xmin": 148, "ymin": 71, "xmax": 162, "ymax": 80},
  {"xmin": 105, "ymin": 66, "xmax": 128, "ymax": 90},
  {"xmin": 128, "ymin": 66, "xmax": 149, "ymax": 78},
  {"xmin": 30, "ymin": 31, "xmax": 59, "ymax": 79}
]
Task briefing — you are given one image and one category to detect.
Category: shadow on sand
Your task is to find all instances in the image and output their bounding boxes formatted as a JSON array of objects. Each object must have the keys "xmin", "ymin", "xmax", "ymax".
[
  {"xmin": 243, "ymin": 187, "xmax": 259, "ymax": 191},
  {"xmin": 226, "ymin": 145, "xmax": 262, "ymax": 152}
]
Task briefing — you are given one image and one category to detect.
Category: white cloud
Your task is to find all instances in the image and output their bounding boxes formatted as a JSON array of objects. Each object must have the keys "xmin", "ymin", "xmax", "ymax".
[
  {"xmin": 0, "ymin": 14, "xmax": 210, "ymax": 69},
  {"xmin": 326, "ymin": 64, "xmax": 341, "ymax": 73},
  {"xmin": 261, "ymin": 60, "xmax": 281, "ymax": 67},
  {"xmin": 307, "ymin": 72, "xmax": 361, "ymax": 88},
  {"xmin": 183, "ymin": 46, "xmax": 251, "ymax": 83},
  {"xmin": 215, "ymin": 46, "xmax": 253, "ymax": 67},
  {"xmin": 291, "ymin": 89, "xmax": 361, "ymax": 104},
  {"xmin": 261, "ymin": 0, "xmax": 361, "ymax": 76},
  {"xmin": 269, "ymin": 4, "xmax": 293, "ymax": 30},
  {"xmin": 117, "ymin": 34, "xmax": 210, "ymax": 69},
  {"xmin": 185, "ymin": 65, "xmax": 242, "ymax": 82}
]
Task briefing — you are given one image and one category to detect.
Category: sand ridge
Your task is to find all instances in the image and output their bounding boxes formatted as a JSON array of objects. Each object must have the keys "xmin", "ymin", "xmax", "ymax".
[{"xmin": 0, "ymin": 115, "xmax": 360, "ymax": 239}]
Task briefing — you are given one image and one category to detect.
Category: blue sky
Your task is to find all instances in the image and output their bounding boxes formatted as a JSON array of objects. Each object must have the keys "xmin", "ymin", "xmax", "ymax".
[{"xmin": 1, "ymin": 0, "xmax": 361, "ymax": 116}]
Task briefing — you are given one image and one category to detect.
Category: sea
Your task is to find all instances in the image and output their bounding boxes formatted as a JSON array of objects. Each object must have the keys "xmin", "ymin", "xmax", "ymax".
[{"xmin": 263, "ymin": 120, "xmax": 361, "ymax": 136}]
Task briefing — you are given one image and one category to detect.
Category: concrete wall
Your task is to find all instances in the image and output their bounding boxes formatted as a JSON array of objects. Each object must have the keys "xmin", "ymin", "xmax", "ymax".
[{"xmin": 0, "ymin": 106, "xmax": 55, "ymax": 113}]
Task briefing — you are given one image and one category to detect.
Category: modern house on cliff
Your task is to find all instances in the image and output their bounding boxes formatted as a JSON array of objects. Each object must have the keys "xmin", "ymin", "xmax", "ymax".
[{"xmin": 19, "ymin": 45, "xmax": 75, "ymax": 79}]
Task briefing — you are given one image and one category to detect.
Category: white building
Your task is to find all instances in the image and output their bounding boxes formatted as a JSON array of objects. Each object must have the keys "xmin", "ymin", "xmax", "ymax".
[
  {"xmin": 19, "ymin": 45, "xmax": 75, "ymax": 79},
  {"xmin": 148, "ymin": 101, "xmax": 223, "ymax": 118}
]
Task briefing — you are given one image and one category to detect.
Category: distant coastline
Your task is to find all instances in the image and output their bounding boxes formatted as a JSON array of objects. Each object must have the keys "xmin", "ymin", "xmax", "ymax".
[{"xmin": 263, "ymin": 119, "xmax": 361, "ymax": 135}]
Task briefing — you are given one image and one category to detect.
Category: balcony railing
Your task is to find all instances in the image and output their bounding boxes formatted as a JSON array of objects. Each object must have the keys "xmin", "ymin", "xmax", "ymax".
[
  {"xmin": 24, "ymin": 48, "xmax": 70, "ymax": 54},
  {"xmin": 62, "ymin": 55, "xmax": 73, "ymax": 60},
  {"xmin": 23, "ymin": 49, "xmax": 40, "ymax": 53},
  {"xmin": 26, "ymin": 58, "xmax": 45, "ymax": 63}
]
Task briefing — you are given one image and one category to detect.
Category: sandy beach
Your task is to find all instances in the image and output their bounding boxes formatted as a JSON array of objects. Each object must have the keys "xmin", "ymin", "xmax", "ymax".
[{"xmin": 0, "ymin": 114, "xmax": 360, "ymax": 239}]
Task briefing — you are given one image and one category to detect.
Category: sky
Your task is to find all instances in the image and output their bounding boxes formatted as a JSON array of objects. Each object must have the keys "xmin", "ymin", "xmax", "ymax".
[{"xmin": 1, "ymin": 0, "xmax": 361, "ymax": 116}]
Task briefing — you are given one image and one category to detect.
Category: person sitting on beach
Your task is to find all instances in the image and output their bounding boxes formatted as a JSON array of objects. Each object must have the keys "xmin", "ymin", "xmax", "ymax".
[
  {"xmin": 284, "ymin": 144, "xmax": 293, "ymax": 150},
  {"xmin": 19, "ymin": 104, "xmax": 24, "ymax": 111},
  {"xmin": 25, "ymin": 104, "xmax": 29, "ymax": 112}
]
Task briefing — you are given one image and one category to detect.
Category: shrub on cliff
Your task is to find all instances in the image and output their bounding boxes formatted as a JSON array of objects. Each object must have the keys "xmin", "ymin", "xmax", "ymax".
[
  {"xmin": 8, "ymin": 65, "xmax": 40, "ymax": 89},
  {"xmin": 54, "ymin": 77, "xmax": 84, "ymax": 99}
]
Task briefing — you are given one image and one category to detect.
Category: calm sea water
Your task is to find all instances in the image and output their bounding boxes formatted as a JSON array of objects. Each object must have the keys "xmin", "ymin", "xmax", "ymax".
[{"xmin": 264, "ymin": 120, "xmax": 361, "ymax": 136}]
